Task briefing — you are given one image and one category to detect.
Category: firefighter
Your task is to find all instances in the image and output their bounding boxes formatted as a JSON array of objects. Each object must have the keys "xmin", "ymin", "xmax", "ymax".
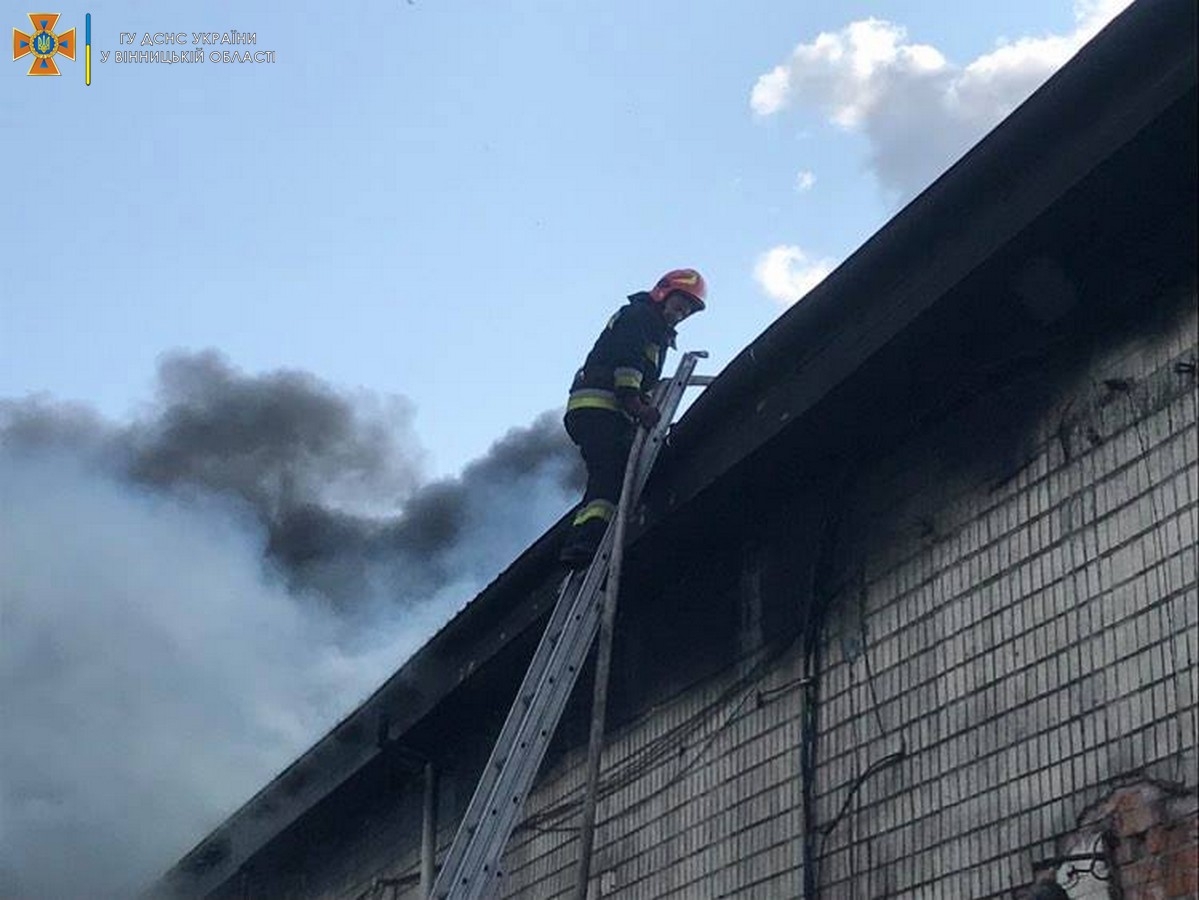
[{"xmin": 559, "ymin": 268, "xmax": 707, "ymax": 567}]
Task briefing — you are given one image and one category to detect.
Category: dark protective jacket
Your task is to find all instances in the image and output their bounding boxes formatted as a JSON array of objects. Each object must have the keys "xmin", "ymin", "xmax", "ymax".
[{"xmin": 566, "ymin": 293, "xmax": 677, "ymax": 418}]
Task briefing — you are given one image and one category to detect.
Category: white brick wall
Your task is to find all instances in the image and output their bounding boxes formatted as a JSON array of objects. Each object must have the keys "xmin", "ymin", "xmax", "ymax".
[
  {"xmin": 812, "ymin": 285, "xmax": 1197, "ymax": 898},
  {"xmin": 309, "ymin": 281, "xmax": 1196, "ymax": 900},
  {"xmin": 485, "ymin": 281, "xmax": 1198, "ymax": 899}
]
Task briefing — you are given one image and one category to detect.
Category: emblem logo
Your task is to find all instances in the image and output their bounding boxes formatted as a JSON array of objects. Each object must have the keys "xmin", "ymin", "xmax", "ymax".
[{"xmin": 13, "ymin": 13, "xmax": 75, "ymax": 75}]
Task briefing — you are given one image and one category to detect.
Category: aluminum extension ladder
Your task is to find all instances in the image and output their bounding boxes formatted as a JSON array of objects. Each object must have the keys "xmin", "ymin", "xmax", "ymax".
[{"xmin": 430, "ymin": 351, "xmax": 709, "ymax": 900}]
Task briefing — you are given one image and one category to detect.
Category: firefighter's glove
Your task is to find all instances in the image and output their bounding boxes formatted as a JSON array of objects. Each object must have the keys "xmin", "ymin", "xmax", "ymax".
[{"xmin": 634, "ymin": 403, "xmax": 661, "ymax": 430}]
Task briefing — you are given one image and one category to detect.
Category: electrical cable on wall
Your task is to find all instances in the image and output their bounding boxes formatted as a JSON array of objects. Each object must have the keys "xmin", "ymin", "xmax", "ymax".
[
  {"xmin": 797, "ymin": 454, "xmax": 918, "ymax": 900},
  {"xmin": 516, "ymin": 639, "xmax": 799, "ymax": 836}
]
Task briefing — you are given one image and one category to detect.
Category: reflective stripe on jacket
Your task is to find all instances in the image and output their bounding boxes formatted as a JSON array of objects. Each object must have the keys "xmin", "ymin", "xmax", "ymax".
[{"xmin": 567, "ymin": 294, "xmax": 675, "ymax": 416}]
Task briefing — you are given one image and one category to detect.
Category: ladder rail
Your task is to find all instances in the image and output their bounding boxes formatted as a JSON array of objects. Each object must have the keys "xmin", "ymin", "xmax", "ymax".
[
  {"xmin": 431, "ymin": 352, "xmax": 704, "ymax": 900},
  {"xmin": 430, "ymin": 528, "xmax": 616, "ymax": 898},
  {"xmin": 439, "ymin": 551, "xmax": 608, "ymax": 896}
]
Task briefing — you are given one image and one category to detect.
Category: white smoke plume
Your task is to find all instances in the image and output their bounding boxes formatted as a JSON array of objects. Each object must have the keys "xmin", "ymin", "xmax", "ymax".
[{"xmin": 0, "ymin": 351, "xmax": 581, "ymax": 899}]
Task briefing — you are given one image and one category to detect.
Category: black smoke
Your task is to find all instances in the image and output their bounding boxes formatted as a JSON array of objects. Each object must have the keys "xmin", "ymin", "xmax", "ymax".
[{"xmin": 2, "ymin": 349, "xmax": 583, "ymax": 612}]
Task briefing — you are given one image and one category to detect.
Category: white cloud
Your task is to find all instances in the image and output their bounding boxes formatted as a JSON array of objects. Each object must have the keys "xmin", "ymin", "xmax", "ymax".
[
  {"xmin": 750, "ymin": 63, "xmax": 791, "ymax": 116},
  {"xmin": 796, "ymin": 170, "xmax": 816, "ymax": 192},
  {"xmin": 751, "ymin": 1, "xmax": 1134, "ymax": 200},
  {"xmin": 754, "ymin": 245, "xmax": 837, "ymax": 307},
  {"xmin": 1073, "ymin": 0, "xmax": 1137, "ymax": 37}
]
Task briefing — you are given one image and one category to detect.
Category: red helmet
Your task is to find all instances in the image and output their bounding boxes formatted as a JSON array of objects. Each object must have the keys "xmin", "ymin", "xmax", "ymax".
[{"xmin": 649, "ymin": 268, "xmax": 707, "ymax": 311}]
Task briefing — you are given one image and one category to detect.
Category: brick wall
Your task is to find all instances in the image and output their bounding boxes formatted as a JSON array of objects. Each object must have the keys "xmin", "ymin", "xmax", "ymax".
[
  {"xmin": 276, "ymin": 277, "xmax": 1196, "ymax": 900},
  {"xmin": 1048, "ymin": 780, "xmax": 1199, "ymax": 899},
  {"xmin": 809, "ymin": 280, "xmax": 1197, "ymax": 898},
  {"xmin": 479, "ymin": 279, "xmax": 1197, "ymax": 899}
]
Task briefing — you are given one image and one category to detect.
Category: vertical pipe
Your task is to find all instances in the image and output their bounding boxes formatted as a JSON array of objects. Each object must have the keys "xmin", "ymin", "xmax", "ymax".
[
  {"xmin": 421, "ymin": 762, "xmax": 438, "ymax": 898},
  {"xmin": 799, "ymin": 666, "xmax": 820, "ymax": 900},
  {"xmin": 801, "ymin": 480, "xmax": 844, "ymax": 900}
]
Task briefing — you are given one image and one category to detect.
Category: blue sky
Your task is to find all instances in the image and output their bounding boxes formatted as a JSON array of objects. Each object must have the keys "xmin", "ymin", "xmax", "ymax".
[
  {"xmin": 2, "ymin": 0, "xmax": 1126, "ymax": 478},
  {"xmin": 1, "ymin": 2, "xmax": 1134, "ymax": 896}
]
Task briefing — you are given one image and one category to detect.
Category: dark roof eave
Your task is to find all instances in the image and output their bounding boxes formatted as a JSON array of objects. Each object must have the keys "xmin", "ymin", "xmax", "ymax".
[{"xmin": 662, "ymin": 0, "xmax": 1196, "ymax": 515}]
